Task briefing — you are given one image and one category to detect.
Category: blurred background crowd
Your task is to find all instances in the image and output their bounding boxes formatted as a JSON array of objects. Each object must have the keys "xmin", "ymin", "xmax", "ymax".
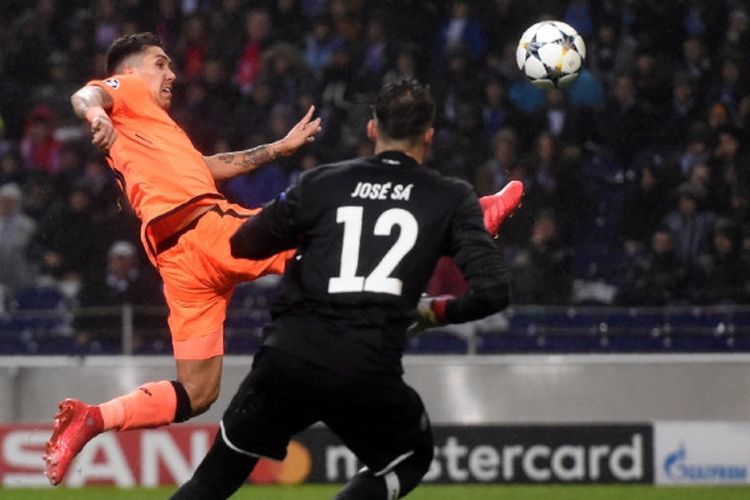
[{"xmin": 1, "ymin": 0, "xmax": 750, "ymax": 322}]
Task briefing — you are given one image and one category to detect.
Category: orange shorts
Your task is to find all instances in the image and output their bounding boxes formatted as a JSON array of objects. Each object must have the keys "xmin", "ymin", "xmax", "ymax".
[{"xmin": 155, "ymin": 200, "xmax": 294, "ymax": 360}]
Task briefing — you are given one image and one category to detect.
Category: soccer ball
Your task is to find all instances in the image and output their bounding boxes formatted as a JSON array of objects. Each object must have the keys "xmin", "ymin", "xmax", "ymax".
[{"xmin": 516, "ymin": 20, "xmax": 586, "ymax": 89}]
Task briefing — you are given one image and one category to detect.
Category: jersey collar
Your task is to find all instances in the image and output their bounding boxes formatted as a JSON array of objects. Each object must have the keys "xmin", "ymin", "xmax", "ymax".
[{"xmin": 375, "ymin": 151, "xmax": 419, "ymax": 169}]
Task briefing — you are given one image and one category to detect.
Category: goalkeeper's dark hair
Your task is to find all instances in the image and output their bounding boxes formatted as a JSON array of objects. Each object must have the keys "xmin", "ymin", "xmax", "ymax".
[
  {"xmin": 106, "ymin": 32, "xmax": 164, "ymax": 75},
  {"xmin": 373, "ymin": 79, "xmax": 436, "ymax": 142}
]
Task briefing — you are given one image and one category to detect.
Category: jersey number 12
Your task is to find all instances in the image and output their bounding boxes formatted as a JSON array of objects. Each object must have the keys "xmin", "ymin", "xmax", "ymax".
[{"xmin": 328, "ymin": 206, "xmax": 418, "ymax": 296}]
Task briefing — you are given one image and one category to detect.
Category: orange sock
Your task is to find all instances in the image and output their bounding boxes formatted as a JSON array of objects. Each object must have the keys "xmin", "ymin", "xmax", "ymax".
[{"xmin": 98, "ymin": 380, "xmax": 177, "ymax": 431}]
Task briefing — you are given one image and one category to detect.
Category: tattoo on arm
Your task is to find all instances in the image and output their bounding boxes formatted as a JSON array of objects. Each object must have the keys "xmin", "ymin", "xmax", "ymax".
[
  {"xmin": 211, "ymin": 145, "xmax": 275, "ymax": 172},
  {"xmin": 71, "ymin": 86, "xmax": 113, "ymax": 119}
]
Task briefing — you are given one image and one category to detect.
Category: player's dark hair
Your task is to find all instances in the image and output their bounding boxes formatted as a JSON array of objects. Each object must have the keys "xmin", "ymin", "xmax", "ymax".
[
  {"xmin": 106, "ymin": 32, "xmax": 164, "ymax": 75},
  {"xmin": 373, "ymin": 79, "xmax": 436, "ymax": 142}
]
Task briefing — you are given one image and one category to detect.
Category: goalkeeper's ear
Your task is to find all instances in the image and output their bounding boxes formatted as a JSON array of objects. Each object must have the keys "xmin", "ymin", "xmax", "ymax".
[{"xmin": 367, "ymin": 119, "xmax": 378, "ymax": 143}]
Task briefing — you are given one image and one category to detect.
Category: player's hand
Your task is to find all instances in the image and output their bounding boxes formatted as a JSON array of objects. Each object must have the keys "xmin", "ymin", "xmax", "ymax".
[
  {"xmin": 88, "ymin": 109, "xmax": 117, "ymax": 153},
  {"xmin": 407, "ymin": 295, "xmax": 452, "ymax": 336},
  {"xmin": 276, "ymin": 105, "xmax": 322, "ymax": 156}
]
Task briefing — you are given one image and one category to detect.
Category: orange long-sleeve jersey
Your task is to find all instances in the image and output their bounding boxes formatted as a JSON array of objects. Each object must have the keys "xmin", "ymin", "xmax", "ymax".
[{"xmin": 89, "ymin": 74, "xmax": 224, "ymax": 262}]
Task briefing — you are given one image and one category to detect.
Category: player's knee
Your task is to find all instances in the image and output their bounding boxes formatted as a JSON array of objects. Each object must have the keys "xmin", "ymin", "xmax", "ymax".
[
  {"xmin": 413, "ymin": 441, "xmax": 434, "ymax": 476},
  {"xmin": 414, "ymin": 440, "xmax": 434, "ymax": 474},
  {"xmin": 395, "ymin": 439, "xmax": 434, "ymax": 497}
]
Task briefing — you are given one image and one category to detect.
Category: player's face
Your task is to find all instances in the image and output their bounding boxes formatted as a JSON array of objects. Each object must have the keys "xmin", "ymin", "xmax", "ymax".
[{"xmin": 130, "ymin": 46, "xmax": 176, "ymax": 110}]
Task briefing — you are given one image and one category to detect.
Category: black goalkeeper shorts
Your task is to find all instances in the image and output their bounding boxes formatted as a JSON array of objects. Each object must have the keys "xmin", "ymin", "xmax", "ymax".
[{"xmin": 219, "ymin": 346, "xmax": 433, "ymax": 474}]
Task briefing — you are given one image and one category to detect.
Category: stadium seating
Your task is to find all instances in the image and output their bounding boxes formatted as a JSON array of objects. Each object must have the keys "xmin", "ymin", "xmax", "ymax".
[{"xmin": 1, "ymin": 285, "xmax": 749, "ymax": 355}]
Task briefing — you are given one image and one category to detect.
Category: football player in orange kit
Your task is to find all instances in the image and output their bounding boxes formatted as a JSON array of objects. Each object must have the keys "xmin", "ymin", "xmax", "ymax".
[
  {"xmin": 44, "ymin": 32, "xmax": 523, "ymax": 486},
  {"xmin": 43, "ymin": 32, "xmax": 322, "ymax": 485}
]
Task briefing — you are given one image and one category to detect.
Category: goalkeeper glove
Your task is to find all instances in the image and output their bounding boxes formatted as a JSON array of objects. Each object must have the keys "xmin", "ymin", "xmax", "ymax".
[{"xmin": 408, "ymin": 295, "xmax": 452, "ymax": 336}]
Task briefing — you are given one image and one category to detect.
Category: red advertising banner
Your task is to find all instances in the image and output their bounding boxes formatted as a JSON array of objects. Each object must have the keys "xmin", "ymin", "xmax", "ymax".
[{"xmin": 0, "ymin": 424, "xmax": 311, "ymax": 488}]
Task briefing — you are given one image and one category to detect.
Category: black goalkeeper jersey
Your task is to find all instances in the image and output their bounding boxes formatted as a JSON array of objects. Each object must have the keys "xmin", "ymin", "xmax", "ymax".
[{"xmin": 231, "ymin": 151, "xmax": 510, "ymax": 375}]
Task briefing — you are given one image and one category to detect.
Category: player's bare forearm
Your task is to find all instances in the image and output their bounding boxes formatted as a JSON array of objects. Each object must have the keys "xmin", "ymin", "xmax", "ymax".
[
  {"xmin": 204, "ymin": 144, "xmax": 280, "ymax": 181},
  {"xmin": 70, "ymin": 86, "xmax": 113, "ymax": 119},
  {"xmin": 71, "ymin": 85, "xmax": 116, "ymax": 152},
  {"xmin": 204, "ymin": 105, "xmax": 321, "ymax": 181}
]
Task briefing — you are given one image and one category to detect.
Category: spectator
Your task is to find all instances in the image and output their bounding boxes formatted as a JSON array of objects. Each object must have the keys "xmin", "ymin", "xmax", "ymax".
[
  {"xmin": 694, "ymin": 220, "xmax": 750, "ymax": 304},
  {"xmin": 708, "ymin": 56, "xmax": 747, "ymax": 117},
  {"xmin": 232, "ymin": 77, "xmax": 276, "ymax": 148},
  {"xmin": 201, "ymin": 57, "xmax": 240, "ymax": 110},
  {"xmin": 93, "ymin": 0, "xmax": 121, "ymax": 53},
  {"xmin": 663, "ymin": 182, "xmax": 716, "ymax": 264},
  {"xmin": 206, "ymin": 0, "xmax": 246, "ymax": 67},
  {"xmin": 594, "ymin": 72, "xmax": 655, "ymax": 168},
  {"xmin": 586, "ymin": 21, "xmax": 620, "ymax": 86},
  {"xmin": 433, "ymin": 0, "xmax": 486, "ymax": 67},
  {"xmin": 566, "ymin": 68, "xmax": 606, "ymax": 111},
  {"xmin": 617, "ymin": 226, "xmax": 689, "ymax": 306},
  {"xmin": 270, "ymin": 0, "xmax": 308, "ymax": 45},
  {"xmin": 511, "ymin": 209, "xmax": 574, "ymax": 305},
  {"xmin": 662, "ymin": 73, "xmax": 703, "ymax": 150},
  {"xmin": 34, "ymin": 183, "xmax": 107, "ymax": 284},
  {"xmin": 527, "ymin": 131, "xmax": 561, "ymax": 207},
  {"xmin": 172, "ymin": 77, "xmax": 230, "ymax": 153},
  {"xmin": 631, "ymin": 45, "xmax": 673, "ymax": 115},
  {"xmin": 359, "ymin": 16, "xmax": 388, "ymax": 89},
  {"xmin": 19, "ymin": 105, "xmax": 62, "ymax": 174},
  {"xmin": 64, "ymin": 29, "xmax": 94, "ymax": 85},
  {"xmin": 728, "ymin": 186, "xmax": 750, "ymax": 229},
  {"xmin": 318, "ymin": 38, "xmax": 358, "ymax": 143},
  {"xmin": 679, "ymin": 122, "xmax": 712, "ymax": 176},
  {"xmin": 677, "ymin": 36, "xmax": 712, "ymax": 101},
  {"xmin": 705, "ymin": 101, "xmax": 732, "ymax": 138},
  {"xmin": 303, "ymin": 16, "xmax": 338, "ymax": 78},
  {"xmin": 0, "ymin": 116, "xmax": 13, "ymax": 160},
  {"xmin": 234, "ymin": 7, "xmax": 273, "ymax": 95},
  {"xmin": 328, "ymin": 0, "xmax": 365, "ymax": 43},
  {"xmin": 740, "ymin": 225, "xmax": 750, "ymax": 264},
  {"xmin": 75, "ymin": 240, "xmax": 166, "ymax": 352},
  {"xmin": 0, "ymin": 183, "xmax": 37, "ymax": 294},
  {"xmin": 721, "ymin": 8, "xmax": 750, "ymax": 56},
  {"xmin": 432, "ymin": 46, "xmax": 482, "ymax": 137},
  {"xmin": 476, "ymin": 0, "xmax": 533, "ymax": 54},
  {"xmin": 258, "ymin": 42, "xmax": 311, "ymax": 109},
  {"xmin": 382, "ymin": 44, "xmax": 421, "ymax": 85},
  {"xmin": 175, "ymin": 13, "xmax": 209, "ymax": 80},
  {"xmin": 30, "ymin": 52, "xmax": 80, "ymax": 131},
  {"xmin": 80, "ymin": 154, "xmax": 124, "ymax": 220},
  {"xmin": 0, "ymin": 151, "xmax": 26, "ymax": 187},
  {"xmin": 563, "ymin": 0, "xmax": 593, "ymax": 39},
  {"xmin": 474, "ymin": 128, "xmax": 519, "ymax": 197},
  {"xmin": 478, "ymin": 73, "xmax": 524, "ymax": 141},
  {"xmin": 530, "ymin": 88, "xmax": 589, "ymax": 147},
  {"xmin": 616, "ymin": 163, "xmax": 672, "ymax": 256},
  {"xmin": 710, "ymin": 124, "xmax": 746, "ymax": 215}
]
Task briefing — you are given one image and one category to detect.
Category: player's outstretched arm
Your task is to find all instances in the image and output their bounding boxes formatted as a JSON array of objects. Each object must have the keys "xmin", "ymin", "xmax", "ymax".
[
  {"xmin": 71, "ymin": 86, "xmax": 116, "ymax": 153},
  {"xmin": 203, "ymin": 105, "xmax": 322, "ymax": 181}
]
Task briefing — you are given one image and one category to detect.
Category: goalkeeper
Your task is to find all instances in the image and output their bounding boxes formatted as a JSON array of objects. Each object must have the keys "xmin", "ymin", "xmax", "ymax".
[{"xmin": 172, "ymin": 78, "xmax": 521, "ymax": 500}]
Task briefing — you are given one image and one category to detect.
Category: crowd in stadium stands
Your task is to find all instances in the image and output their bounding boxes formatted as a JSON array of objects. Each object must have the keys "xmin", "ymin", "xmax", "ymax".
[{"xmin": 1, "ymin": 0, "xmax": 750, "ymax": 322}]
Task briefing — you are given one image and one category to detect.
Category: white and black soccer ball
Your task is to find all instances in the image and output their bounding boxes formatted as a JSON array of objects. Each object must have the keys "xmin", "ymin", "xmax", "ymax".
[{"xmin": 516, "ymin": 20, "xmax": 586, "ymax": 89}]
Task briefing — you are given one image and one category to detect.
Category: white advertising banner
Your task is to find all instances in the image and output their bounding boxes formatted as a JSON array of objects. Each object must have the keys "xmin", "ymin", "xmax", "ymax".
[{"xmin": 654, "ymin": 422, "xmax": 750, "ymax": 485}]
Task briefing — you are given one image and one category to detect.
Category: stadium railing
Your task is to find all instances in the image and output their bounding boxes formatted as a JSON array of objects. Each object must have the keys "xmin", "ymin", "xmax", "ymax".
[{"xmin": 1, "ymin": 282, "xmax": 748, "ymax": 355}]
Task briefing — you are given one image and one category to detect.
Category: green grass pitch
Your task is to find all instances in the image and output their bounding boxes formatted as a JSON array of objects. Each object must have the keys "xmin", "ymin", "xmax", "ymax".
[{"xmin": 2, "ymin": 485, "xmax": 749, "ymax": 500}]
